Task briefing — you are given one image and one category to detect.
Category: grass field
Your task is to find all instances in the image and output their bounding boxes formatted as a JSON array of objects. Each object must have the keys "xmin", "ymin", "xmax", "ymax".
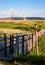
[
  {"xmin": 0, "ymin": 20, "xmax": 45, "ymax": 65},
  {"xmin": 0, "ymin": 34, "xmax": 45, "ymax": 65},
  {"xmin": 0, "ymin": 20, "xmax": 45, "ymax": 34}
]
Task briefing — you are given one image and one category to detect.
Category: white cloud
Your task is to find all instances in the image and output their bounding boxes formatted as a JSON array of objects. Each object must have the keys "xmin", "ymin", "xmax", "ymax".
[
  {"xmin": 0, "ymin": 7, "xmax": 16, "ymax": 18},
  {"xmin": 0, "ymin": 9, "xmax": 45, "ymax": 17},
  {"xmin": 8, "ymin": 8, "xmax": 15, "ymax": 17},
  {"xmin": 19, "ymin": 10, "xmax": 24, "ymax": 17},
  {"xmin": 29, "ymin": 10, "xmax": 45, "ymax": 17},
  {"xmin": 0, "ymin": 10, "xmax": 8, "ymax": 18}
]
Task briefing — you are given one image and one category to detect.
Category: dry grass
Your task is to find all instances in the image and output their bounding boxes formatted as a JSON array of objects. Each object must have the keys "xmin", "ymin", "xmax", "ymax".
[
  {"xmin": 0, "ymin": 61, "xmax": 30, "ymax": 65},
  {"xmin": 0, "ymin": 20, "xmax": 45, "ymax": 25},
  {"xmin": 0, "ymin": 28, "xmax": 25, "ymax": 34},
  {"xmin": 0, "ymin": 20, "xmax": 45, "ymax": 34},
  {"xmin": 0, "ymin": 20, "xmax": 36, "ymax": 24}
]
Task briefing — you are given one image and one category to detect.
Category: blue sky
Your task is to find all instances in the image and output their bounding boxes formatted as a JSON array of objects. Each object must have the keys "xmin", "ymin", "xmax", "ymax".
[{"xmin": 0, "ymin": 0, "xmax": 45, "ymax": 17}]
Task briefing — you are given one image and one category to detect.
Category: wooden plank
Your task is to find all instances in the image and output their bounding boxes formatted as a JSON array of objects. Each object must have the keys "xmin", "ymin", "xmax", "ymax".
[
  {"xmin": 22, "ymin": 35, "xmax": 24, "ymax": 55},
  {"xmin": 16, "ymin": 35, "xmax": 19, "ymax": 55},
  {"xmin": 4, "ymin": 34, "xmax": 7, "ymax": 57},
  {"xmin": 0, "ymin": 33, "xmax": 34, "ymax": 57}
]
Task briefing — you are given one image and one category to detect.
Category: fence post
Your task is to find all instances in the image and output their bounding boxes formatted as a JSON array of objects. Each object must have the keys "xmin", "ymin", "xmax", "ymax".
[
  {"xmin": 10, "ymin": 35, "xmax": 12, "ymax": 54},
  {"xmin": 28, "ymin": 34, "xmax": 30, "ymax": 52},
  {"xmin": 16, "ymin": 35, "xmax": 19, "ymax": 55},
  {"xmin": 32, "ymin": 34, "xmax": 34, "ymax": 49},
  {"xmin": 12, "ymin": 35, "xmax": 14, "ymax": 53},
  {"xmin": 35, "ymin": 30, "xmax": 38, "ymax": 55},
  {"xmin": 4, "ymin": 34, "xmax": 7, "ymax": 57},
  {"xmin": 22, "ymin": 35, "xmax": 24, "ymax": 55},
  {"xmin": 10, "ymin": 35, "xmax": 14, "ymax": 54},
  {"xmin": 26, "ymin": 35, "xmax": 29, "ymax": 53}
]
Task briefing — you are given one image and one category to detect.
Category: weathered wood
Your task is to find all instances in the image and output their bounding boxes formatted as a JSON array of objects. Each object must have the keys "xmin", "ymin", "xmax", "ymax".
[
  {"xmin": 10, "ymin": 35, "xmax": 14, "ymax": 54},
  {"xmin": 4, "ymin": 34, "xmax": 7, "ymax": 57},
  {"xmin": 22, "ymin": 35, "xmax": 24, "ymax": 55},
  {"xmin": 0, "ymin": 33, "xmax": 34, "ymax": 58},
  {"xmin": 26, "ymin": 35, "xmax": 28, "ymax": 53},
  {"xmin": 16, "ymin": 35, "xmax": 19, "ymax": 55},
  {"xmin": 35, "ymin": 31, "xmax": 38, "ymax": 55},
  {"xmin": 28, "ymin": 35, "xmax": 30, "ymax": 52},
  {"xmin": 11, "ymin": 35, "xmax": 14, "ymax": 53},
  {"xmin": 32, "ymin": 34, "xmax": 34, "ymax": 49},
  {"xmin": 10, "ymin": 35, "xmax": 12, "ymax": 54}
]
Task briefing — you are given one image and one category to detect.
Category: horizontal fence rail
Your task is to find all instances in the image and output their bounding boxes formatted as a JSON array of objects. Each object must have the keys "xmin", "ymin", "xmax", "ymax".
[{"xmin": 0, "ymin": 33, "xmax": 35, "ymax": 58}]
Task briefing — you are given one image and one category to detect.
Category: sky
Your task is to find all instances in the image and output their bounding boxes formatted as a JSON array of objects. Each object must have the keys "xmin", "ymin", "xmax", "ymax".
[{"xmin": 0, "ymin": 0, "xmax": 45, "ymax": 17}]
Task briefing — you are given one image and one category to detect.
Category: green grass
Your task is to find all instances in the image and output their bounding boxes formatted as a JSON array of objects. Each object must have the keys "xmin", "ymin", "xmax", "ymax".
[
  {"xmin": 38, "ymin": 34, "xmax": 45, "ymax": 55},
  {"xmin": 12, "ymin": 34, "xmax": 45, "ymax": 65},
  {"xmin": 0, "ymin": 21, "xmax": 45, "ymax": 31},
  {"xmin": 11, "ymin": 34, "xmax": 45, "ymax": 64},
  {"xmin": 0, "ymin": 21, "xmax": 45, "ymax": 65},
  {"xmin": 0, "ymin": 22, "xmax": 32, "ymax": 31},
  {"xmin": 0, "ymin": 21, "xmax": 45, "ymax": 32}
]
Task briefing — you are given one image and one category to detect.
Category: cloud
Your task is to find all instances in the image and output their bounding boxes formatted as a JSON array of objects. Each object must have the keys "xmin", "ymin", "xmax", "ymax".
[
  {"xmin": 0, "ymin": 7, "xmax": 16, "ymax": 18},
  {"xmin": 0, "ymin": 9, "xmax": 45, "ymax": 17},
  {"xmin": 29, "ymin": 10, "xmax": 45, "ymax": 17},
  {"xmin": 19, "ymin": 10, "xmax": 25, "ymax": 17},
  {"xmin": 0, "ymin": 10, "xmax": 8, "ymax": 18},
  {"xmin": 8, "ymin": 8, "xmax": 15, "ymax": 17}
]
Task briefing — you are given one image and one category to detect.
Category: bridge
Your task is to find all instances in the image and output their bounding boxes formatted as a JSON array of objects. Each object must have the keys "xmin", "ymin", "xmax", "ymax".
[{"xmin": 0, "ymin": 33, "xmax": 35, "ymax": 60}]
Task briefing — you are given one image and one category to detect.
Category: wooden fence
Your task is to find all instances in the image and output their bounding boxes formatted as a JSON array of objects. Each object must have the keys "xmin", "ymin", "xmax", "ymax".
[{"xmin": 0, "ymin": 33, "xmax": 35, "ymax": 58}]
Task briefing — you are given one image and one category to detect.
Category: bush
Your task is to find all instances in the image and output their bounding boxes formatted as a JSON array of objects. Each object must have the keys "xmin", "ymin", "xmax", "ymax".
[{"xmin": 38, "ymin": 34, "xmax": 45, "ymax": 55}]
